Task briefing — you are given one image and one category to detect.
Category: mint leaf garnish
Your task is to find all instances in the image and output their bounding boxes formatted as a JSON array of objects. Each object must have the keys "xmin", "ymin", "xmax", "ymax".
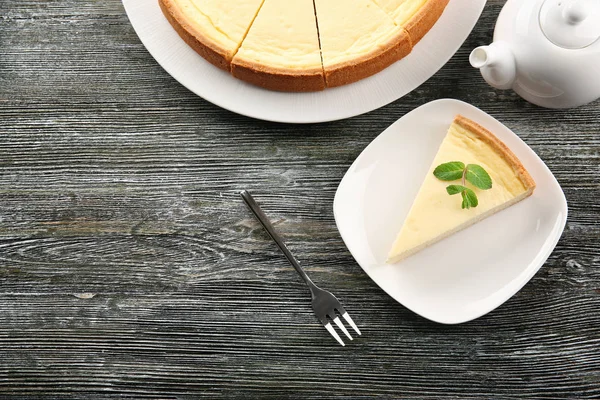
[
  {"xmin": 446, "ymin": 185, "xmax": 468, "ymax": 195},
  {"xmin": 433, "ymin": 162, "xmax": 465, "ymax": 181},
  {"xmin": 434, "ymin": 162, "xmax": 492, "ymax": 210},
  {"xmin": 461, "ymin": 188, "xmax": 478, "ymax": 209},
  {"xmin": 465, "ymin": 164, "xmax": 492, "ymax": 190}
]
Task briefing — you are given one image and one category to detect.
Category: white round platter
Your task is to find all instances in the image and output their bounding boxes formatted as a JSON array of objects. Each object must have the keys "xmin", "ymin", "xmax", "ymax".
[{"xmin": 123, "ymin": 0, "xmax": 487, "ymax": 123}]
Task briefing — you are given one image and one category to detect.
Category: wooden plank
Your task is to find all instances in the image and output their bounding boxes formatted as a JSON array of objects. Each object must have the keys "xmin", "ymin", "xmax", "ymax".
[{"xmin": 0, "ymin": 0, "xmax": 599, "ymax": 397}]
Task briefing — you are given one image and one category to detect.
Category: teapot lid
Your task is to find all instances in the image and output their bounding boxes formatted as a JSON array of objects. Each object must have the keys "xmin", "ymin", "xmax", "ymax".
[{"xmin": 540, "ymin": 0, "xmax": 600, "ymax": 49}]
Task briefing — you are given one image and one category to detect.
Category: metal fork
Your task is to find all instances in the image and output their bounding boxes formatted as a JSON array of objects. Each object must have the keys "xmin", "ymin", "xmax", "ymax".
[{"xmin": 240, "ymin": 190, "xmax": 361, "ymax": 346}]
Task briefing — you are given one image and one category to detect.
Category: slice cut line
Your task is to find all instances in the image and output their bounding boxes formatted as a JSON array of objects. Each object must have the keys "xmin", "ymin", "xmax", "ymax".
[
  {"xmin": 158, "ymin": 0, "xmax": 265, "ymax": 70},
  {"xmin": 373, "ymin": 0, "xmax": 450, "ymax": 45}
]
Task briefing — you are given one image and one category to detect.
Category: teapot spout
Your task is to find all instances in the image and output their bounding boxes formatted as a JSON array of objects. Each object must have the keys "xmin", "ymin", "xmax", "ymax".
[{"xmin": 470, "ymin": 42, "xmax": 516, "ymax": 90}]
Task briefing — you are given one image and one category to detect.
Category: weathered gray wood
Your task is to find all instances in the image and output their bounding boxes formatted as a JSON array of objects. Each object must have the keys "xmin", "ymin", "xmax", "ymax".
[{"xmin": 0, "ymin": 0, "xmax": 599, "ymax": 398}]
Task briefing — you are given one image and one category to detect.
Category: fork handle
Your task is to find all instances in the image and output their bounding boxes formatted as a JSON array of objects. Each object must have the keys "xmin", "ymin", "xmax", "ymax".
[{"xmin": 240, "ymin": 190, "xmax": 317, "ymax": 289}]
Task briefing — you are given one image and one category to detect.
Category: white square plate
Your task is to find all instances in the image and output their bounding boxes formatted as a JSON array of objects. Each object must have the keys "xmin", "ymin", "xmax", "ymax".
[{"xmin": 333, "ymin": 99, "xmax": 568, "ymax": 324}]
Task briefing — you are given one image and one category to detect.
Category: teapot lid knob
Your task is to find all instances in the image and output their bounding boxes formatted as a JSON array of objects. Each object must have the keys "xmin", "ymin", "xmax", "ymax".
[{"xmin": 540, "ymin": 0, "xmax": 600, "ymax": 49}]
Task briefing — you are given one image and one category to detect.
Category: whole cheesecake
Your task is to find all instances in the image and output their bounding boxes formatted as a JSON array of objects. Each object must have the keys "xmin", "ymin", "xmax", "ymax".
[{"xmin": 159, "ymin": 0, "xmax": 450, "ymax": 91}]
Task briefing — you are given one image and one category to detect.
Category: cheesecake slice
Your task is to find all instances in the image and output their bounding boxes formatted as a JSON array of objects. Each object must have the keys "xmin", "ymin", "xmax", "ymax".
[
  {"xmin": 231, "ymin": 0, "xmax": 324, "ymax": 92},
  {"xmin": 387, "ymin": 115, "xmax": 536, "ymax": 264},
  {"xmin": 158, "ymin": 0, "xmax": 264, "ymax": 70},
  {"xmin": 373, "ymin": 0, "xmax": 449, "ymax": 44},
  {"xmin": 313, "ymin": 0, "xmax": 411, "ymax": 87}
]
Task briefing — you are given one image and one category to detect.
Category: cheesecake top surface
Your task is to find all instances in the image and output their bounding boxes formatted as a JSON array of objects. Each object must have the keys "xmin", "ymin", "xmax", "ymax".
[
  {"xmin": 233, "ymin": 0, "xmax": 322, "ymax": 70},
  {"xmin": 168, "ymin": 0, "xmax": 264, "ymax": 55},
  {"xmin": 314, "ymin": 0, "xmax": 404, "ymax": 68},
  {"xmin": 374, "ymin": 0, "xmax": 428, "ymax": 26}
]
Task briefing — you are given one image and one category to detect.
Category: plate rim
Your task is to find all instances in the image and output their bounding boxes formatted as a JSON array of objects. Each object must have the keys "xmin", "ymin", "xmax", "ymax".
[{"xmin": 333, "ymin": 98, "xmax": 568, "ymax": 324}]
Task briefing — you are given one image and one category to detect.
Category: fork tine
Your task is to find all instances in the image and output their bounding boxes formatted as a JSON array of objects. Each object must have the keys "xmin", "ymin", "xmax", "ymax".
[
  {"xmin": 324, "ymin": 322, "xmax": 345, "ymax": 346},
  {"xmin": 333, "ymin": 317, "xmax": 352, "ymax": 340},
  {"xmin": 342, "ymin": 312, "xmax": 361, "ymax": 336}
]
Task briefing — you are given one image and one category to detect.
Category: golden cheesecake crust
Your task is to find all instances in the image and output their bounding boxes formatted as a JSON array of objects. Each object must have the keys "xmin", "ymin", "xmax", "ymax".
[
  {"xmin": 324, "ymin": 29, "xmax": 412, "ymax": 88},
  {"xmin": 231, "ymin": 60, "xmax": 325, "ymax": 92},
  {"xmin": 454, "ymin": 115, "xmax": 536, "ymax": 192},
  {"xmin": 404, "ymin": 0, "xmax": 450, "ymax": 45},
  {"xmin": 158, "ymin": 0, "xmax": 231, "ymax": 71}
]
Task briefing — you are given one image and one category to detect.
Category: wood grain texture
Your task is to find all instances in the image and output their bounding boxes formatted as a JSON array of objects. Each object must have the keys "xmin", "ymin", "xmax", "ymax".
[{"xmin": 0, "ymin": 0, "xmax": 599, "ymax": 398}]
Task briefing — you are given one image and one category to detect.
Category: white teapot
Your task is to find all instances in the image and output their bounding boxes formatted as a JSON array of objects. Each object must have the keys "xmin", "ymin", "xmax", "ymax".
[{"xmin": 470, "ymin": 0, "xmax": 600, "ymax": 109}]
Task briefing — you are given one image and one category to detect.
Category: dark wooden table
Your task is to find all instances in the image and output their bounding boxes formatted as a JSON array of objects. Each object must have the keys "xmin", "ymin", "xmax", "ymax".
[{"xmin": 1, "ymin": 0, "xmax": 599, "ymax": 398}]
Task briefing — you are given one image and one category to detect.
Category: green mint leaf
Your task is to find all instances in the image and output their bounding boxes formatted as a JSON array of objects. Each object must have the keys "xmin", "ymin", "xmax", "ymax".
[
  {"xmin": 446, "ymin": 185, "xmax": 468, "ymax": 195},
  {"xmin": 433, "ymin": 162, "xmax": 465, "ymax": 181},
  {"xmin": 465, "ymin": 164, "xmax": 492, "ymax": 190},
  {"xmin": 461, "ymin": 188, "xmax": 479, "ymax": 209}
]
